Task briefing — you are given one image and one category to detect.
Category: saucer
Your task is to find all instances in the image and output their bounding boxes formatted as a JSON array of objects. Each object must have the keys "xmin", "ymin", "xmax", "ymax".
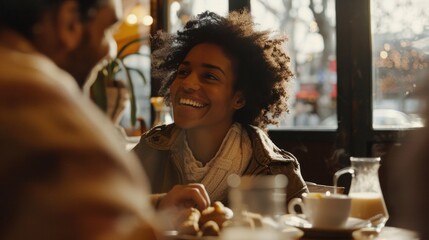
[
  {"xmin": 281, "ymin": 226, "xmax": 304, "ymax": 239},
  {"xmin": 282, "ymin": 214, "xmax": 367, "ymax": 238},
  {"xmin": 352, "ymin": 226, "xmax": 419, "ymax": 240}
]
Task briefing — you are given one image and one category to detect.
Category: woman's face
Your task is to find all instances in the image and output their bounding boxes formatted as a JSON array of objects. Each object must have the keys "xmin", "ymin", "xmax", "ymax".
[{"xmin": 169, "ymin": 43, "xmax": 245, "ymax": 131}]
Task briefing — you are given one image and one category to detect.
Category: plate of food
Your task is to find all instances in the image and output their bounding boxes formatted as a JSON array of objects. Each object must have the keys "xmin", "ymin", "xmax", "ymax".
[
  {"xmin": 163, "ymin": 201, "xmax": 233, "ymax": 239},
  {"xmin": 163, "ymin": 201, "xmax": 303, "ymax": 240}
]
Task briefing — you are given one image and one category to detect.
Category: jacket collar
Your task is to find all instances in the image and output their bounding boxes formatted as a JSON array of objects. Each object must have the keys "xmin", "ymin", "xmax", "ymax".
[
  {"xmin": 143, "ymin": 123, "xmax": 181, "ymax": 150},
  {"xmin": 143, "ymin": 123, "xmax": 295, "ymax": 164}
]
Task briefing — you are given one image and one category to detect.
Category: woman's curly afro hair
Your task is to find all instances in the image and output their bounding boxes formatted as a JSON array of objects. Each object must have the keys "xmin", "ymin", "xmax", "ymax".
[{"xmin": 151, "ymin": 10, "xmax": 294, "ymax": 129}]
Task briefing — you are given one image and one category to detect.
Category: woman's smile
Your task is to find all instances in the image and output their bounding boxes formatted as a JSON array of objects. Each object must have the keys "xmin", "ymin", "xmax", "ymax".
[{"xmin": 179, "ymin": 97, "xmax": 208, "ymax": 108}]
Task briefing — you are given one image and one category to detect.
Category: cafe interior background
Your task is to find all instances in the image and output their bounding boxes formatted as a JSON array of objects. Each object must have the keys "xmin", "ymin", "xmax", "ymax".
[{"xmin": 100, "ymin": 0, "xmax": 429, "ymax": 227}]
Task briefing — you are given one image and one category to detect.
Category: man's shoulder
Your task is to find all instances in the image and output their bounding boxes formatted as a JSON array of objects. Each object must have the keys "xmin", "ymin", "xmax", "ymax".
[
  {"xmin": 0, "ymin": 45, "xmax": 78, "ymax": 96},
  {"xmin": 0, "ymin": 77, "xmax": 61, "ymax": 102}
]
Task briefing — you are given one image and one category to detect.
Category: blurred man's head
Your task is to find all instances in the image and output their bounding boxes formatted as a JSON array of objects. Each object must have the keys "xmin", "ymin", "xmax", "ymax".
[{"xmin": 0, "ymin": 0, "xmax": 122, "ymax": 87}]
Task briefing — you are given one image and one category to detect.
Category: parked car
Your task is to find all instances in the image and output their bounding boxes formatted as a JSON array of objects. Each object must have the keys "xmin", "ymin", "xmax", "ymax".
[{"xmin": 321, "ymin": 109, "xmax": 424, "ymax": 129}]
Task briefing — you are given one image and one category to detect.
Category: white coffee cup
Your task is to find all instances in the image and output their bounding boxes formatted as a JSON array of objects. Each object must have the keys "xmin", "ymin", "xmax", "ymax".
[{"xmin": 288, "ymin": 192, "xmax": 351, "ymax": 229}]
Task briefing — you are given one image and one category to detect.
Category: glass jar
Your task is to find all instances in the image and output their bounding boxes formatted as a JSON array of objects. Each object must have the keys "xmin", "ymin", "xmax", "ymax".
[
  {"xmin": 334, "ymin": 157, "xmax": 389, "ymax": 228},
  {"xmin": 221, "ymin": 174, "xmax": 288, "ymax": 240}
]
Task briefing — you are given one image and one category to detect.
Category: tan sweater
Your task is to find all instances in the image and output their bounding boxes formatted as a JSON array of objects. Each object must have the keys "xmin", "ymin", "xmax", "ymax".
[{"xmin": 0, "ymin": 30, "xmax": 157, "ymax": 239}]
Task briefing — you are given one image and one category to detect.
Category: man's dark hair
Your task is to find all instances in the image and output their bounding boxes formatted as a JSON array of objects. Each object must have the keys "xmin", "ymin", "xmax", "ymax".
[
  {"xmin": 152, "ymin": 10, "xmax": 294, "ymax": 129},
  {"xmin": 0, "ymin": 0, "xmax": 106, "ymax": 39}
]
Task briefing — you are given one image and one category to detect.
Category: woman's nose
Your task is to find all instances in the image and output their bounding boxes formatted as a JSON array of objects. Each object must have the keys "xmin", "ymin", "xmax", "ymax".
[{"xmin": 182, "ymin": 73, "xmax": 200, "ymax": 91}]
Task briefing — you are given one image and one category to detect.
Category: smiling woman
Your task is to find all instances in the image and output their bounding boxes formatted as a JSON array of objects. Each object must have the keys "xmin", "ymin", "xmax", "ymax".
[
  {"xmin": 170, "ymin": 43, "xmax": 242, "ymax": 135},
  {"xmin": 133, "ymin": 10, "xmax": 308, "ymax": 206}
]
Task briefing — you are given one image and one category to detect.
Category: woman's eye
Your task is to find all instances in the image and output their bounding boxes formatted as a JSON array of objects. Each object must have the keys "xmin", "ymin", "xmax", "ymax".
[
  {"xmin": 176, "ymin": 69, "xmax": 189, "ymax": 77},
  {"xmin": 203, "ymin": 73, "xmax": 219, "ymax": 81}
]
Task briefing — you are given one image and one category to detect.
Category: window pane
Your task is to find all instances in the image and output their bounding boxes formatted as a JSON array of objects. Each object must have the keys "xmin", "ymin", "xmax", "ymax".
[
  {"xmin": 251, "ymin": 0, "xmax": 337, "ymax": 130},
  {"xmin": 371, "ymin": 0, "xmax": 428, "ymax": 129},
  {"xmin": 168, "ymin": 0, "xmax": 228, "ymax": 33}
]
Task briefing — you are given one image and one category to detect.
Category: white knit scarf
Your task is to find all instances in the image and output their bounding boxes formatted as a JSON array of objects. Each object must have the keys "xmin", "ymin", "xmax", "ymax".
[{"xmin": 171, "ymin": 123, "xmax": 252, "ymax": 202}]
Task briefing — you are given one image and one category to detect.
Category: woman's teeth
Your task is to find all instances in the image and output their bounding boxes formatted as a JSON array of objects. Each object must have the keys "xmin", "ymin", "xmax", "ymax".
[{"xmin": 179, "ymin": 98, "xmax": 206, "ymax": 108}]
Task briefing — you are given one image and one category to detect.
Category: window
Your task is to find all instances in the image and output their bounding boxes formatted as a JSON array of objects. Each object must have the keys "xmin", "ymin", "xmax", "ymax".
[
  {"xmin": 371, "ymin": 0, "xmax": 428, "ymax": 129},
  {"xmin": 167, "ymin": 0, "xmax": 228, "ymax": 33},
  {"xmin": 251, "ymin": 0, "xmax": 337, "ymax": 129}
]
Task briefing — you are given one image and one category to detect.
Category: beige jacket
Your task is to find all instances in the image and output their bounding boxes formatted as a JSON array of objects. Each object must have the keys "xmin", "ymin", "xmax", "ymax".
[{"xmin": 134, "ymin": 123, "xmax": 308, "ymax": 204}]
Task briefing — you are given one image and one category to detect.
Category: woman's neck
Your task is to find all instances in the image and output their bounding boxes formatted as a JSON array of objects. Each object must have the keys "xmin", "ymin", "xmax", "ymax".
[{"xmin": 185, "ymin": 123, "xmax": 234, "ymax": 165}]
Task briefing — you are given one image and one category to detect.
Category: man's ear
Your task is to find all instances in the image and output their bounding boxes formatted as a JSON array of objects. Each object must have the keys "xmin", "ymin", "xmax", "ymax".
[
  {"xmin": 56, "ymin": 1, "xmax": 83, "ymax": 50},
  {"xmin": 233, "ymin": 91, "xmax": 246, "ymax": 110}
]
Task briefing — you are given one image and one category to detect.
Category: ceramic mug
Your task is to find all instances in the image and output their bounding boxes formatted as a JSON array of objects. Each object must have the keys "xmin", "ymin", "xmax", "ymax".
[{"xmin": 288, "ymin": 192, "xmax": 351, "ymax": 229}]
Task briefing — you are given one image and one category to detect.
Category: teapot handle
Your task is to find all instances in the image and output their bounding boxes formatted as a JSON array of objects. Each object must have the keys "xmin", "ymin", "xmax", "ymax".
[{"xmin": 333, "ymin": 167, "xmax": 355, "ymax": 194}]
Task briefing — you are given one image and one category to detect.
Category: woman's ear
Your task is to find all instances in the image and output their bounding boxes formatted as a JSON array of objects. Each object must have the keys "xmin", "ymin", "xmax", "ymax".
[
  {"xmin": 56, "ymin": 1, "xmax": 83, "ymax": 50},
  {"xmin": 233, "ymin": 91, "xmax": 246, "ymax": 110}
]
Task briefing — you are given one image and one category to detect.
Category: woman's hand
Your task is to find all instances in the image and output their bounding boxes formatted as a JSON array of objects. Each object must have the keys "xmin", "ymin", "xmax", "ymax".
[{"xmin": 158, "ymin": 183, "xmax": 211, "ymax": 211}]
